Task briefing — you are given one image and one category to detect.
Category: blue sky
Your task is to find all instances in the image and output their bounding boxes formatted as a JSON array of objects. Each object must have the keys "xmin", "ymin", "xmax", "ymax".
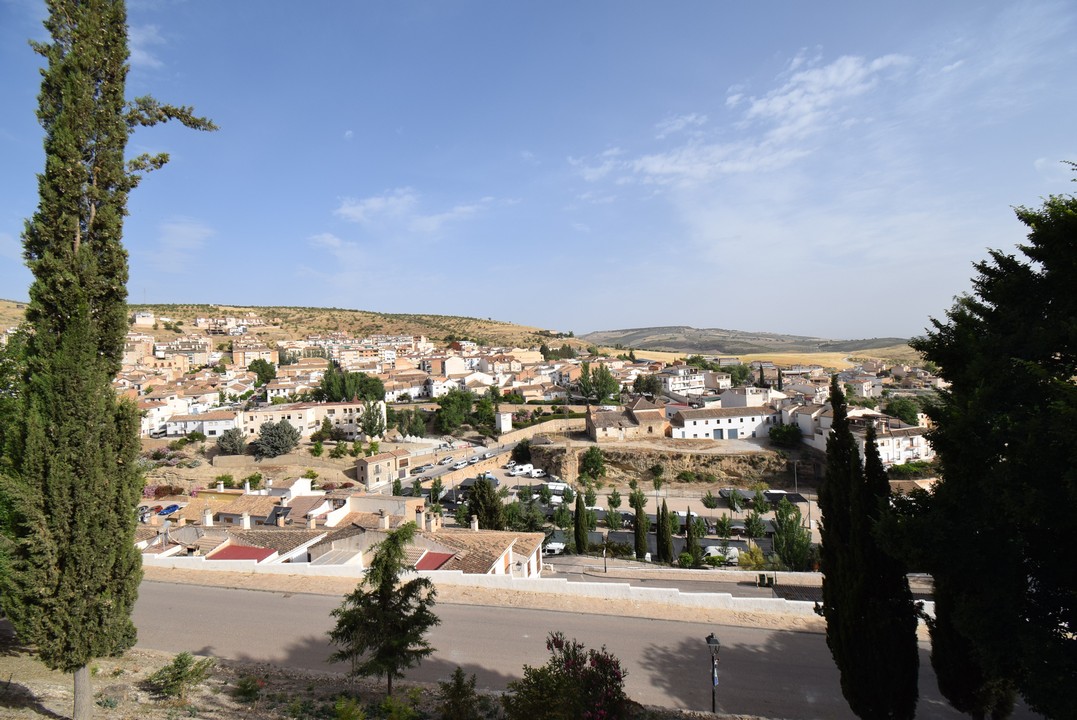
[{"xmin": 1, "ymin": 1, "xmax": 1074, "ymax": 340}]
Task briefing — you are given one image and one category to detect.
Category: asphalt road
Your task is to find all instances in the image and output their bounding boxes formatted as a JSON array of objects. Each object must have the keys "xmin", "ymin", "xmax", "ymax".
[{"xmin": 131, "ymin": 581, "xmax": 1038, "ymax": 719}]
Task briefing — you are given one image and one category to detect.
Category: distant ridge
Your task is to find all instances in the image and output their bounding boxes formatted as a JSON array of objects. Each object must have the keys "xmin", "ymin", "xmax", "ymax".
[{"xmin": 580, "ymin": 325, "xmax": 908, "ymax": 356}]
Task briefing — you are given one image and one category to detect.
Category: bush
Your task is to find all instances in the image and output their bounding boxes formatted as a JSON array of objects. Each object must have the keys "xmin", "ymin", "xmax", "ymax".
[
  {"xmin": 677, "ymin": 470, "xmax": 696, "ymax": 483},
  {"xmin": 503, "ymin": 632, "xmax": 628, "ymax": 720},
  {"xmin": 678, "ymin": 551, "xmax": 696, "ymax": 568},
  {"xmin": 243, "ymin": 472, "xmax": 263, "ymax": 490},
  {"xmin": 701, "ymin": 490, "xmax": 719, "ymax": 509},
  {"xmin": 768, "ymin": 423, "xmax": 803, "ymax": 448},
  {"xmin": 215, "ymin": 474, "xmax": 235, "ymax": 489},
  {"xmin": 186, "ymin": 430, "xmax": 206, "ymax": 443},
  {"xmin": 311, "ymin": 441, "xmax": 324, "ymax": 457},
  {"xmin": 146, "ymin": 652, "xmax": 216, "ymax": 701},
  {"xmin": 216, "ymin": 427, "xmax": 247, "ymax": 456},
  {"xmin": 232, "ymin": 675, "xmax": 265, "ymax": 703},
  {"xmin": 168, "ymin": 438, "xmax": 189, "ymax": 451},
  {"xmin": 333, "ymin": 696, "xmax": 367, "ymax": 720},
  {"xmin": 330, "ymin": 442, "xmax": 348, "ymax": 459},
  {"xmin": 438, "ymin": 667, "xmax": 480, "ymax": 720}
]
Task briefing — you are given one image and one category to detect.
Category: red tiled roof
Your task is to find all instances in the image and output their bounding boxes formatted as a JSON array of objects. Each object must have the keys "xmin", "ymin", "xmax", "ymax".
[
  {"xmin": 208, "ymin": 545, "xmax": 276, "ymax": 562},
  {"xmin": 415, "ymin": 551, "xmax": 454, "ymax": 571}
]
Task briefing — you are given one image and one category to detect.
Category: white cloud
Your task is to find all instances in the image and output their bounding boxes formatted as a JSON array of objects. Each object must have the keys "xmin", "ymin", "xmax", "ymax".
[
  {"xmin": 568, "ymin": 147, "xmax": 624, "ymax": 182},
  {"xmin": 129, "ymin": 24, "xmax": 165, "ymax": 69},
  {"xmin": 150, "ymin": 219, "xmax": 213, "ymax": 273},
  {"xmin": 335, "ymin": 188, "xmax": 492, "ymax": 236},
  {"xmin": 335, "ymin": 188, "xmax": 419, "ymax": 224},
  {"xmin": 308, "ymin": 232, "xmax": 344, "ymax": 249},
  {"xmin": 655, "ymin": 113, "xmax": 707, "ymax": 139},
  {"xmin": 520, "ymin": 150, "xmax": 539, "ymax": 164},
  {"xmin": 343, "ymin": 130, "xmax": 354, "ymax": 141}
]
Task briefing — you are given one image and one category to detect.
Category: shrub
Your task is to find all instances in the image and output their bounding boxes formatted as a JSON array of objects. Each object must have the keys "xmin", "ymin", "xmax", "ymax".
[
  {"xmin": 303, "ymin": 469, "xmax": 319, "ymax": 480},
  {"xmin": 311, "ymin": 441, "xmax": 324, "ymax": 457},
  {"xmin": 438, "ymin": 667, "xmax": 480, "ymax": 720},
  {"xmin": 216, "ymin": 427, "xmax": 247, "ymax": 455},
  {"xmin": 701, "ymin": 490, "xmax": 719, "ymax": 509},
  {"xmin": 380, "ymin": 689, "xmax": 420, "ymax": 720},
  {"xmin": 215, "ymin": 474, "xmax": 234, "ymax": 489},
  {"xmin": 768, "ymin": 423, "xmax": 803, "ymax": 448},
  {"xmin": 168, "ymin": 438, "xmax": 189, "ymax": 451},
  {"xmin": 186, "ymin": 430, "xmax": 206, "ymax": 443},
  {"xmin": 146, "ymin": 652, "xmax": 216, "ymax": 701},
  {"xmin": 243, "ymin": 472, "xmax": 263, "ymax": 490},
  {"xmin": 232, "ymin": 675, "xmax": 265, "ymax": 703},
  {"xmin": 330, "ymin": 442, "xmax": 348, "ymax": 459},
  {"xmin": 678, "ymin": 551, "xmax": 695, "ymax": 568},
  {"xmin": 333, "ymin": 696, "xmax": 367, "ymax": 720},
  {"xmin": 503, "ymin": 632, "xmax": 628, "ymax": 720},
  {"xmin": 677, "ymin": 470, "xmax": 696, "ymax": 483}
]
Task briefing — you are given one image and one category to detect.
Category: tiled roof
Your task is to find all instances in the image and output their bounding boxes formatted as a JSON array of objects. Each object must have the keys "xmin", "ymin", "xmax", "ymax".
[
  {"xmin": 218, "ymin": 494, "xmax": 280, "ymax": 517},
  {"xmin": 227, "ymin": 528, "xmax": 326, "ymax": 555},
  {"xmin": 423, "ymin": 529, "xmax": 544, "ymax": 575},
  {"xmin": 415, "ymin": 551, "xmax": 455, "ymax": 571},
  {"xmin": 673, "ymin": 406, "xmax": 777, "ymax": 423},
  {"xmin": 590, "ymin": 410, "xmax": 636, "ymax": 429},
  {"xmin": 208, "ymin": 545, "xmax": 276, "ymax": 562}
]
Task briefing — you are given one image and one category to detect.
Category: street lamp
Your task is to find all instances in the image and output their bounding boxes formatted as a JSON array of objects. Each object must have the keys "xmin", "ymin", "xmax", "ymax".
[{"xmin": 705, "ymin": 632, "xmax": 720, "ymax": 713}]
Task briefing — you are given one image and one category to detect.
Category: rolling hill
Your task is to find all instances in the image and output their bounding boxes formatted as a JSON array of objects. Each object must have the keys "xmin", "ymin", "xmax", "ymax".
[{"xmin": 580, "ymin": 325, "xmax": 910, "ymax": 356}]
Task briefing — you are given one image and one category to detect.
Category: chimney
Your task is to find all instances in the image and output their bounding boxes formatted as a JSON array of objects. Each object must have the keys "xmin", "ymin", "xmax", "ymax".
[
  {"xmin": 176, "ymin": 517, "xmax": 187, "ymax": 528},
  {"xmin": 430, "ymin": 513, "xmax": 440, "ymax": 532},
  {"xmin": 416, "ymin": 509, "xmax": 426, "ymax": 529},
  {"xmin": 217, "ymin": 481, "xmax": 224, "ymax": 492},
  {"xmin": 470, "ymin": 514, "xmax": 479, "ymax": 532},
  {"xmin": 379, "ymin": 509, "xmax": 390, "ymax": 530},
  {"xmin": 149, "ymin": 513, "xmax": 161, "ymax": 527},
  {"xmin": 276, "ymin": 514, "xmax": 285, "ymax": 528},
  {"xmin": 241, "ymin": 511, "xmax": 251, "ymax": 530},
  {"xmin": 307, "ymin": 516, "xmax": 317, "ymax": 530},
  {"xmin": 202, "ymin": 508, "xmax": 214, "ymax": 527},
  {"xmin": 244, "ymin": 479, "xmax": 251, "ymax": 493}
]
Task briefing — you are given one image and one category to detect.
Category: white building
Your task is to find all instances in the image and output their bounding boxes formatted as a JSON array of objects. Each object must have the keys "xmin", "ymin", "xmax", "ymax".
[{"xmin": 670, "ymin": 406, "xmax": 779, "ymax": 440}]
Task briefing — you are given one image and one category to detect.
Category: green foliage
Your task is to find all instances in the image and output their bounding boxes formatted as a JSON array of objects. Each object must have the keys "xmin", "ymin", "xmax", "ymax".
[
  {"xmin": 768, "ymin": 423, "xmax": 803, "ymax": 448},
  {"xmin": 908, "ymin": 190, "xmax": 1077, "ymax": 718},
  {"xmin": 772, "ymin": 497, "xmax": 814, "ymax": 571},
  {"xmin": 714, "ymin": 513, "xmax": 733, "ymax": 539},
  {"xmin": 333, "ymin": 696, "xmax": 367, "ymax": 720},
  {"xmin": 0, "ymin": 2, "xmax": 215, "ymax": 696},
  {"xmin": 685, "ymin": 505, "xmax": 702, "ymax": 566},
  {"xmin": 359, "ymin": 400, "xmax": 386, "ymax": 439},
  {"xmin": 231, "ymin": 675, "xmax": 265, "ymax": 703},
  {"xmin": 886, "ymin": 460, "xmax": 936, "ymax": 479},
  {"xmin": 330, "ymin": 442, "xmax": 349, "ymax": 459},
  {"xmin": 511, "ymin": 439, "xmax": 532, "ymax": 464},
  {"xmin": 631, "ymin": 491, "xmax": 649, "ymax": 559},
  {"xmin": 552, "ymin": 504, "xmax": 571, "ymax": 529},
  {"xmin": 728, "ymin": 363, "xmax": 752, "ymax": 386},
  {"xmin": 883, "ymin": 397, "xmax": 921, "ymax": 426},
  {"xmin": 502, "ymin": 632, "xmax": 628, "ymax": 720},
  {"xmin": 252, "ymin": 419, "xmax": 301, "ymax": 458},
  {"xmin": 243, "ymin": 472, "xmax": 262, "ymax": 490},
  {"xmin": 743, "ymin": 511, "xmax": 766, "ymax": 545},
  {"xmin": 579, "ymin": 446, "xmax": 606, "ymax": 480},
  {"xmin": 437, "ymin": 667, "xmax": 481, "ymax": 720},
  {"xmin": 315, "ymin": 366, "xmax": 385, "ymax": 402},
  {"xmin": 467, "ymin": 478, "xmax": 505, "ymax": 530},
  {"xmin": 434, "ymin": 389, "xmax": 474, "ymax": 434},
  {"xmin": 310, "ymin": 441, "xmax": 324, "ymax": 457},
  {"xmin": 247, "ymin": 358, "xmax": 277, "ymax": 386},
  {"xmin": 146, "ymin": 652, "xmax": 216, "ymax": 701},
  {"xmin": 819, "ymin": 378, "xmax": 919, "ymax": 719},
  {"xmin": 577, "ymin": 362, "xmax": 619, "ymax": 404},
  {"xmin": 303, "ymin": 469, "xmax": 319, "ymax": 480},
  {"xmin": 655, "ymin": 501, "xmax": 673, "ymax": 564},
  {"xmin": 701, "ymin": 490, "xmax": 719, "ymax": 509},
  {"xmin": 328, "ymin": 523, "xmax": 439, "ymax": 696},
  {"xmin": 215, "ymin": 474, "xmax": 235, "ymax": 489},
  {"xmin": 573, "ymin": 493, "xmax": 588, "ymax": 554},
  {"xmin": 737, "ymin": 545, "xmax": 769, "ymax": 570},
  {"xmin": 379, "ymin": 689, "xmax": 420, "ymax": 720},
  {"xmin": 311, "ymin": 417, "xmax": 346, "ymax": 444},
  {"xmin": 216, "ymin": 427, "xmax": 247, "ymax": 455},
  {"xmin": 632, "ymin": 373, "xmax": 662, "ymax": 396}
]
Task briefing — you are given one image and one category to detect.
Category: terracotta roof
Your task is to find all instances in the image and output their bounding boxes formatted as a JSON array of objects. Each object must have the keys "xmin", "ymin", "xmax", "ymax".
[
  {"xmin": 423, "ymin": 528, "xmax": 544, "ymax": 575},
  {"xmin": 284, "ymin": 495, "xmax": 329, "ymax": 519},
  {"xmin": 218, "ymin": 494, "xmax": 280, "ymax": 517},
  {"xmin": 227, "ymin": 528, "xmax": 326, "ymax": 555},
  {"xmin": 134, "ymin": 526, "xmax": 159, "ymax": 544},
  {"xmin": 590, "ymin": 410, "xmax": 636, "ymax": 429},
  {"xmin": 208, "ymin": 545, "xmax": 276, "ymax": 562},
  {"xmin": 415, "ymin": 551, "xmax": 455, "ymax": 571}
]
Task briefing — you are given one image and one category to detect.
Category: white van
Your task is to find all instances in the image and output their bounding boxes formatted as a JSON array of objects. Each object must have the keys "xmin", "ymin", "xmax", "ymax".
[
  {"xmin": 530, "ymin": 468, "xmax": 546, "ymax": 478},
  {"xmin": 545, "ymin": 481, "xmax": 569, "ymax": 494},
  {"xmin": 510, "ymin": 463, "xmax": 533, "ymax": 476}
]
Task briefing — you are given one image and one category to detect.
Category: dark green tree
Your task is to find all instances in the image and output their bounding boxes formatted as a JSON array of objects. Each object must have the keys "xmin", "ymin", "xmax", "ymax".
[
  {"xmin": 438, "ymin": 666, "xmax": 481, "ymax": 720},
  {"xmin": 552, "ymin": 503, "xmax": 571, "ymax": 529},
  {"xmin": 743, "ymin": 510, "xmax": 766, "ymax": 548},
  {"xmin": 631, "ymin": 490, "xmax": 649, "ymax": 560},
  {"xmin": 315, "ymin": 366, "xmax": 385, "ymax": 402},
  {"xmin": 685, "ymin": 506, "xmax": 702, "ymax": 566},
  {"xmin": 328, "ymin": 523, "xmax": 439, "ymax": 696},
  {"xmin": 606, "ymin": 488, "xmax": 623, "ymax": 531},
  {"xmin": 819, "ymin": 377, "xmax": 919, "ymax": 719},
  {"xmin": 579, "ymin": 446, "xmax": 606, "ymax": 480},
  {"xmin": 0, "ymin": 3, "xmax": 214, "ymax": 717},
  {"xmin": 769, "ymin": 423, "xmax": 803, "ymax": 447},
  {"xmin": 573, "ymin": 492, "xmax": 587, "ymax": 554},
  {"xmin": 590, "ymin": 364, "xmax": 620, "ymax": 403},
  {"xmin": 511, "ymin": 439, "xmax": 532, "ymax": 464},
  {"xmin": 656, "ymin": 500, "xmax": 673, "ymax": 563},
  {"xmin": 252, "ymin": 419, "xmax": 300, "ymax": 459},
  {"xmin": 434, "ymin": 388, "xmax": 473, "ymax": 434},
  {"xmin": 467, "ymin": 477, "xmax": 505, "ymax": 530},
  {"xmin": 883, "ymin": 397, "xmax": 920, "ymax": 427},
  {"xmin": 771, "ymin": 496, "xmax": 813, "ymax": 571},
  {"xmin": 215, "ymin": 427, "xmax": 247, "ymax": 456},
  {"xmin": 632, "ymin": 373, "xmax": 662, "ymax": 397},
  {"xmin": 247, "ymin": 358, "xmax": 276, "ymax": 386},
  {"xmin": 910, "ymin": 189, "xmax": 1077, "ymax": 718}
]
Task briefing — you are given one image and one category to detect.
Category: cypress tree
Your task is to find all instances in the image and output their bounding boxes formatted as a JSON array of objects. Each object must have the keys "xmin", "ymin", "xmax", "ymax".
[
  {"xmin": 685, "ymin": 505, "xmax": 702, "ymax": 566},
  {"xmin": 0, "ymin": 3, "xmax": 213, "ymax": 718},
  {"xmin": 657, "ymin": 499, "xmax": 673, "ymax": 563},
  {"xmin": 573, "ymin": 492, "xmax": 587, "ymax": 554},
  {"xmin": 819, "ymin": 377, "xmax": 918, "ymax": 719},
  {"xmin": 630, "ymin": 489, "xmax": 649, "ymax": 560}
]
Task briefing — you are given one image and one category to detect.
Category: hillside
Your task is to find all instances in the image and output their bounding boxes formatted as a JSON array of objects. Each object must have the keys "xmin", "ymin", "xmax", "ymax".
[
  {"xmin": 0, "ymin": 299, "xmax": 579, "ymax": 349},
  {"xmin": 581, "ymin": 325, "xmax": 909, "ymax": 356}
]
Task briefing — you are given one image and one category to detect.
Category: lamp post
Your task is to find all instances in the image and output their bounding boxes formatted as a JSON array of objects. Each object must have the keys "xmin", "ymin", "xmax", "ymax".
[{"xmin": 705, "ymin": 632, "xmax": 720, "ymax": 713}]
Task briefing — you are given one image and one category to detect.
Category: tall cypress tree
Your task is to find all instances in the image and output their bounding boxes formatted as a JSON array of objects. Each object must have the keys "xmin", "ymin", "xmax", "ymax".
[
  {"xmin": 818, "ymin": 377, "xmax": 919, "ymax": 719},
  {"xmin": 0, "ymin": 3, "xmax": 213, "ymax": 718},
  {"xmin": 573, "ymin": 492, "xmax": 587, "ymax": 554},
  {"xmin": 657, "ymin": 499, "xmax": 673, "ymax": 563}
]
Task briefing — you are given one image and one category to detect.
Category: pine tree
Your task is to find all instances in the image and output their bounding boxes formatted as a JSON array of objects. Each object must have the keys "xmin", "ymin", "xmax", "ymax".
[
  {"xmin": 0, "ymin": 3, "xmax": 213, "ymax": 718},
  {"xmin": 819, "ymin": 377, "xmax": 918, "ymax": 719},
  {"xmin": 467, "ymin": 477, "xmax": 504, "ymax": 530},
  {"xmin": 328, "ymin": 523, "xmax": 439, "ymax": 696}
]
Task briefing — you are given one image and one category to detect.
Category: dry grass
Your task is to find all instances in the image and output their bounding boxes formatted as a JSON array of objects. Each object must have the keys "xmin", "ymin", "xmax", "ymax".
[{"xmin": 622, "ymin": 345, "xmax": 923, "ymax": 369}]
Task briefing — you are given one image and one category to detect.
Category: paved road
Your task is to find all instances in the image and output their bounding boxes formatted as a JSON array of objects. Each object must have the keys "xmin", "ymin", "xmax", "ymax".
[{"xmin": 131, "ymin": 581, "xmax": 1037, "ymax": 719}]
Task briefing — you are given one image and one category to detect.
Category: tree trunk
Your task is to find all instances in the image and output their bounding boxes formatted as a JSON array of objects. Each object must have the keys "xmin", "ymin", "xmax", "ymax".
[
  {"xmin": 73, "ymin": 665, "xmax": 93, "ymax": 720},
  {"xmin": 386, "ymin": 672, "xmax": 393, "ymax": 697}
]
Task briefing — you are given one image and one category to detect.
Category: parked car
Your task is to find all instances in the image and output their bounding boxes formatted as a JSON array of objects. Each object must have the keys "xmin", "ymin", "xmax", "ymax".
[
  {"xmin": 530, "ymin": 468, "xmax": 546, "ymax": 478},
  {"xmin": 504, "ymin": 460, "xmax": 516, "ymax": 469},
  {"xmin": 158, "ymin": 504, "xmax": 179, "ymax": 516},
  {"xmin": 543, "ymin": 541, "xmax": 566, "ymax": 556},
  {"xmin": 439, "ymin": 456, "xmax": 455, "ymax": 465},
  {"xmin": 451, "ymin": 461, "xmax": 468, "ymax": 470},
  {"xmin": 468, "ymin": 456, "xmax": 480, "ymax": 464},
  {"xmin": 482, "ymin": 452, "xmax": 493, "ymax": 459},
  {"xmin": 411, "ymin": 464, "xmax": 433, "ymax": 475}
]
